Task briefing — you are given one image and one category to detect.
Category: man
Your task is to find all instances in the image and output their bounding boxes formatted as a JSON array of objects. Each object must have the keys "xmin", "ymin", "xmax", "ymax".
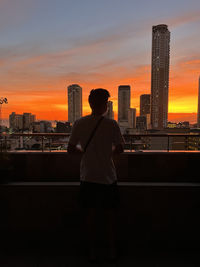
[{"xmin": 67, "ymin": 88, "xmax": 124, "ymax": 262}]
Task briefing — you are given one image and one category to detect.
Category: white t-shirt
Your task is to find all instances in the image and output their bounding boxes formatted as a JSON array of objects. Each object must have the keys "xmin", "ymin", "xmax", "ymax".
[{"xmin": 69, "ymin": 115, "xmax": 124, "ymax": 184}]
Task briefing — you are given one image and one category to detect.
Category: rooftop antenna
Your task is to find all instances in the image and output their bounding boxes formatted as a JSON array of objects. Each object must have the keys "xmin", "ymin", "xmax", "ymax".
[{"xmin": 0, "ymin": 97, "xmax": 8, "ymax": 129}]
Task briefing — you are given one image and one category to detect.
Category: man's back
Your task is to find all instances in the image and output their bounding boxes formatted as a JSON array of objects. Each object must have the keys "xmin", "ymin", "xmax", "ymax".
[{"xmin": 69, "ymin": 115, "xmax": 124, "ymax": 184}]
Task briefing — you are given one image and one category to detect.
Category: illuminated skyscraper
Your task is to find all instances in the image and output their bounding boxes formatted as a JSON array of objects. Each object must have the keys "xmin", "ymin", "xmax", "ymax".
[
  {"xmin": 67, "ymin": 84, "xmax": 82, "ymax": 124},
  {"xmin": 151, "ymin": 24, "xmax": 170, "ymax": 129},
  {"xmin": 198, "ymin": 76, "xmax": 200, "ymax": 128},
  {"xmin": 118, "ymin": 85, "xmax": 131, "ymax": 127}
]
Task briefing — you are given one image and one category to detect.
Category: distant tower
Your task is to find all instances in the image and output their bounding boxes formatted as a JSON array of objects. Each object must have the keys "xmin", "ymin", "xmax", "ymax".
[
  {"xmin": 67, "ymin": 84, "xmax": 82, "ymax": 124},
  {"xmin": 140, "ymin": 94, "xmax": 150, "ymax": 116},
  {"xmin": 198, "ymin": 76, "xmax": 200, "ymax": 127},
  {"xmin": 151, "ymin": 24, "xmax": 170, "ymax": 129},
  {"xmin": 118, "ymin": 85, "xmax": 131, "ymax": 127},
  {"xmin": 106, "ymin": 101, "xmax": 114, "ymax": 119}
]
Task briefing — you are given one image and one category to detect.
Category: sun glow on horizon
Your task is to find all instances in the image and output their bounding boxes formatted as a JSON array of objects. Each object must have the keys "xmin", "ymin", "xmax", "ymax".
[{"xmin": 1, "ymin": 1, "xmax": 200, "ymax": 124}]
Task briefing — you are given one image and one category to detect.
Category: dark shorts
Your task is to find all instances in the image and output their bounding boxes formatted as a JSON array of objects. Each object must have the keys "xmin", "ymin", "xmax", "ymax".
[{"xmin": 79, "ymin": 181, "xmax": 120, "ymax": 210}]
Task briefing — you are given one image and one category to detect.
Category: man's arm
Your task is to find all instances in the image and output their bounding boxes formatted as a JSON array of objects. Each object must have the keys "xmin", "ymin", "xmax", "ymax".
[
  {"xmin": 67, "ymin": 142, "xmax": 83, "ymax": 154},
  {"xmin": 67, "ymin": 120, "xmax": 83, "ymax": 154},
  {"xmin": 112, "ymin": 120, "xmax": 125, "ymax": 154},
  {"xmin": 113, "ymin": 144, "xmax": 124, "ymax": 154}
]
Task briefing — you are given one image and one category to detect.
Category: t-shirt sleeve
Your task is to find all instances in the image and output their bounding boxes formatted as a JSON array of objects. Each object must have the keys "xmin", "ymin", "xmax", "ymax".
[
  {"xmin": 68, "ymin": 120, "xmax": 80, "ymax": 145},
  {"xmin": 112, "ymin": 120, "xmax": 125, "ymax": 145}
]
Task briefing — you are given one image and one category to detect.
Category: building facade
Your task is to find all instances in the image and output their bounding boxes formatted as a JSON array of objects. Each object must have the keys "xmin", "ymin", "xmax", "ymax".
[
  {"xmin": 9, "ymin": 112, "xmax": 35, "ymax": 132},
  {"xmin": 39, "ymin": 121, "xmax": 52, "ymax": 133},
  {"xmin": 151, "ymin": 24, "xmax": 170, "ymax": 130},
  {"xmin": 128, "ymin": 108, "xmax": 136, "ymax": 129},
  {"xmin": 56, "ymin": 122, "xmax": 72, "ymax": 133},
  {"xmin": 136, "ymin": 116, "xmax": 147, "ymax": 131},
  {"xmin": 106, "ymin": 101, "xmax": 114, "ymax": 120},
  {"xmin": 9, "ymin": 112, "xmax": 23, "ymax": 131},
  {"xmin": 140, "ymin": 94, "xmax": 150, "ymax": 116},
  {"xmin": 23, "ymin": 113, "xmax": 35, "ymax": 131},
  {"xmin": 118, "ymin": 85, "xmax": 131, "ymax": 127},
  {"xmin": 67, "ymin": 84, "xmax": 82, "ymax": 124},
  {"xmin": 197, "ymin": 76, "xmax": 200, "ymax": 127}
]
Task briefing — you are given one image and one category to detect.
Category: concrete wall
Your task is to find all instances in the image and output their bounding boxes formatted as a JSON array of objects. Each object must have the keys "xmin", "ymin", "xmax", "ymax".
[
  {"xmin": 1, "ymin": 152, "xmax": 200, "ymax": 249},
  {"xmin": 4, "ymin": 151, "xmax": 200, "ymax": 182},
  {"xmin": 1, "ymin": 183, "xmax": 200, "ymax": 249}
]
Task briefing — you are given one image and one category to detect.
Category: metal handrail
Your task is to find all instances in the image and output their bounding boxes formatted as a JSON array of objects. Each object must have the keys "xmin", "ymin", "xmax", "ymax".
[
  {"xmin": 6, "ymin": 133, "xmax": 200, "ymax": 137},
  {"xmin": 1, "ymin": 133, "xmax": 200, "ymax": 152}
]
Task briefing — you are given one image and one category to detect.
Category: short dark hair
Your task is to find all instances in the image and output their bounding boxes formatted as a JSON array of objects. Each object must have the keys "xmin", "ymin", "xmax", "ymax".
[{"xmin": 88, "ymin": 88, "xmax": 110, "ymax": 108}]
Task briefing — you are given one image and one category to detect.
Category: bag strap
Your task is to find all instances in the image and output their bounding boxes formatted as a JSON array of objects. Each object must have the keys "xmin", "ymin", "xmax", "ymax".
[{"xmin": 84, "ymin": 116, "xmax": 104, "ymax": 153}]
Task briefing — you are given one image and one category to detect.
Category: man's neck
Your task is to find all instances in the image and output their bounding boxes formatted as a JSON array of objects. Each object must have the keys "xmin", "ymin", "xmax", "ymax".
[{"xmin": 91, "ymin": 112, "xmax": 103, "ymax": 116}]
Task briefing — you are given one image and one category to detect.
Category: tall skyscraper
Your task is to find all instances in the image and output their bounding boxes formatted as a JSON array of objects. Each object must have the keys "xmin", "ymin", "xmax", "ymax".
[
  {"xmin": 118, "ymin": 85, "xmax": 131, "ymax": 127},
  {"xmin": 67, "ymin": 84, "xmax": 82, "ymax": 124},
  {"xmin": 151, "ymin": 24, "xmax": 170, "ymax": 129},
  {"xmin": 197, "ymin": 76, "xmax": 200, "ymax": 128},
  {"xmin": 106, "ymin": 101, "xmax": 114, "ymax": 120}
]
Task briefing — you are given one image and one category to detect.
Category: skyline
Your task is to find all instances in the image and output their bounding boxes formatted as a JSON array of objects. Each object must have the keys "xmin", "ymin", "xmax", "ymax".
[{"xmin": 1, "ymin": 0, "xmax": 200, "ymax": 123}]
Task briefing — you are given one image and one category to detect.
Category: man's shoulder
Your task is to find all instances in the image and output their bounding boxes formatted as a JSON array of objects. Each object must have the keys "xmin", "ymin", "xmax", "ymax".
[
  {"xmin": 74, "ymin": 116, "xmax": 119, "ymax": 126},
  {"xmin": 104, "ymin": 117, "xmax": 119, "ymax": 126},
  {"xmin": 73, "ymin": 115, "xmax": 91, "ymax": 125}
]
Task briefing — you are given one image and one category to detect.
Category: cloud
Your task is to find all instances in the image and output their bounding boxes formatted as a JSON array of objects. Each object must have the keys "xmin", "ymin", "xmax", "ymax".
[
  {"xmin": 0, "ymin": 0, "xmax": 38, "ymax": 31},
  {"xmin": 1, "ymin": 7, "xmax": 200, "ymax": 120},
  {"xmin": 168, "ymin": 10, "xmax": 200, "ymax": 28}
]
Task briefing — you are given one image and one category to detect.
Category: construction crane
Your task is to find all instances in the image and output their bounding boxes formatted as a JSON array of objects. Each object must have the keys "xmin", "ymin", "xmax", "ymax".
[{"xmin": 0, "ymin": 97, "xmax": 8, "ymax": 129}]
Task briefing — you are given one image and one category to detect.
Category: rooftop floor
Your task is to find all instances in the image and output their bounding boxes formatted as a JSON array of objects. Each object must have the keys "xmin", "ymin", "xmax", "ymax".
[{"xmin": 1, "ymin": 245, "xmax": 200, "ymax": 266}]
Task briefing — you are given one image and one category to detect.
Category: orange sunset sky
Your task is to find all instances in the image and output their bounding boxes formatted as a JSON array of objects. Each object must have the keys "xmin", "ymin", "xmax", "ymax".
[{"xmin": 1, "ymin": 0, "xmax": 200, "ymax": 124}]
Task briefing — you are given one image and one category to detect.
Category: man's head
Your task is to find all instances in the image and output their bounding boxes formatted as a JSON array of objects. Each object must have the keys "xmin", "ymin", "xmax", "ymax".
[{"xmin": 88, "ymin": 88, "xmax": 110, "ymax": 115}]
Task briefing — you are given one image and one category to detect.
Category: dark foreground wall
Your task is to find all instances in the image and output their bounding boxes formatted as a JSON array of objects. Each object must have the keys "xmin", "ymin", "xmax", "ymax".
[
  {"xmin": 4, "ymin": 151, "xmax": 200, "ymax": 182},
  {"xmin": 1, "ymin": 152, "xmax": 200, "ymax": 250},
  {"xmin": 1, "ymin": 182, "xmax": 200, "ymax": 250}
]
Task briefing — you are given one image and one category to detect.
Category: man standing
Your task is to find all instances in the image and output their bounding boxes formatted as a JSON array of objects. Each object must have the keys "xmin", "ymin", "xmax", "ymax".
[{"xmin": 67, "ymin": 88, "xmax": 124, "ymax": 262}]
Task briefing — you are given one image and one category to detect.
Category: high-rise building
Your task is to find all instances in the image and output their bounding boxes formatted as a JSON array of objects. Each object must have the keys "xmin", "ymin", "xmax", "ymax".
[
  {"xmin": 197, "ymin": 76, "xmax": 200, "ymax": 127},
  {"xmin": 23, "ymin": 113, "xmax": 35, "ymax": 130},
  {"xmin": 40, "ymin": 121, "xmax": 52, "ymax": 133},
  {"xmin": 118, "ymin": 85, "xmax": 131, "ymax": 127},
  {"xmin": 32, "ymin": 122, "xmax": 41, "ymax": 133},
  {"xmin": 140, "ymin": 94, "xmax": 150, "ymax": 116},
  {"xmin": 128, "ymin": 108, "xmax": 136, "ymax": 128},
  {"xmin": 32, "ymin": 120, "xmax": 53, "ymax": 133},
  {"xmin": 151, "ymin": 24, "xmax": 170, "ymax": 129},
  {"xmin": 9, "ymin": 112, "xmax": 36, "ymax": 132},
  {"xmin": 56, "ymin": 122, "xmax": 72, "ymax": 133},
  {"xmin": 136, "ymin": 116, "xmax": 147, "ymax": 131},
  {"xmin": 106, "ymin": 101, "xmax": 114, "ymax": 120},
  {"xmin": 67, "ymin": 84, "xmax": 82, "ymax": 124},
  {"xmin": 9, "ymin": 112, "xmax": 23, "ymax": 131},
  {"xmin": 146, "ymin": 114, "xmax": 151, "ymax": 130}
]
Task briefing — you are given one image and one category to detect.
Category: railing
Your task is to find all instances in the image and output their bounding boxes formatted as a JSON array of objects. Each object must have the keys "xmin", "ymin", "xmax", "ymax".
[
  {"xmin": 0, "ymin": 133, "xmax": 70, "ymax": 152},
  {"xmin": 1, "ymin": 133, "xmax": 200, "ymax": 152}
]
